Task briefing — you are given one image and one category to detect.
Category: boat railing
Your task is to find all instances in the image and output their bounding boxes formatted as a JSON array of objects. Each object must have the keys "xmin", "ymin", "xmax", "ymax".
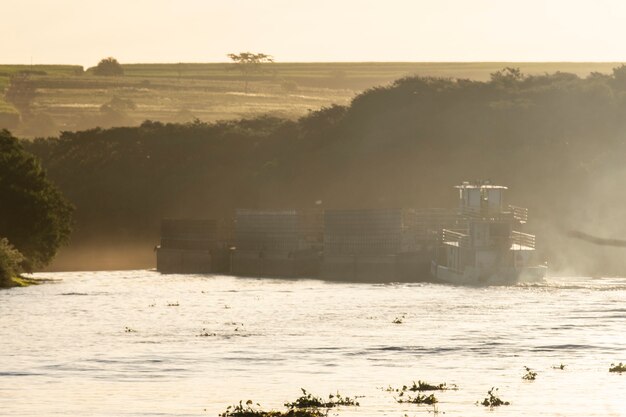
[
  {"xmin": 511, "ymin": 230, "xmax": 535, "ymax": 249},
  {"xmin": 460, "ymin": 206, "xmax": 511, "ymax": 220},
  {"xmin": 442, "ymin": 229, "xmax": 471, "ymax": 248},
  {"xmin": 460, "ymin": 205, "xmax": 528, "ymax": 223},
  {"xmin": 509, "ymin": 205, "xmax": 528, "ymax": 223}
]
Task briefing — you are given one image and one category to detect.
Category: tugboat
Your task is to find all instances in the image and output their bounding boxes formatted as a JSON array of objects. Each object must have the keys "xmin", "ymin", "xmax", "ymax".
[{"xmin": 431, "ymin": 181, "xmax": 547, "ymax": 285}]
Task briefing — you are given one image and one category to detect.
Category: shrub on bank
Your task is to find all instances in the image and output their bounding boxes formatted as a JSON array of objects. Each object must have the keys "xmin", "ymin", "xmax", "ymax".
[{"xmin": 0, "ymin": 238, "xmax": 24, "ymax": 286}]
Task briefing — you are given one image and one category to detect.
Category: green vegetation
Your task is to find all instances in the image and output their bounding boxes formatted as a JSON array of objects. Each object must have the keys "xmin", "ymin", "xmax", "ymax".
[
  {"xmin": 0, "ymin": 130, "xmax": 73, "ymax": 274},
  {"xmin": 407, "ymin": 380, "xmax": 456, "ymax": 391},
  {"xmin": 385, "ymin": 380, "xmax": 455, "ymax": 393},
  {"xmin": 479, "ymin": 387, "xmax": 510, "ymax": 407},
  {"xmin": 284, "ymin": 389, "xmax": 359, "ymax": 408},
  {"xmin": 93, "ymin": 57, "xmax": 124, "ymax": 76},
  {"xmin": 388, "ymin": 380, "xmax": 453, "ymax": 406},
  {"xmin": 219, "ymin": 389, "xmax": 358, "ymax": 417},
  {"xmin": 20, "ymin": 64, "xmax": 626, "ymax": 273},
  {"xmin": 1, "ymin": 62, "xmax": 623, "ymax": 139},
  {"xmin": 0, "ymin": 99, "xmax": 18, "ymax": 112},
  {"xmin": 227, "ymin": 52, "xmax": 274, "ymax": 93},
  {"xmin": 522, "ymin": 366, "xmax": 538, "ymax": 380},
  {"xmin": 0, "ymin": 238, "xmax": 24, "ymax": 287},
  {"xmin": 219, "ymin": 364, "xmax": 625, "ymax": 415},
  {"xmin": 220, "ymin": 401, "xmax": 324, "ymax": 417},
  {"xmin": 1, "ymin": 82, "xmax": 24, "ymax": 131},
  {"xmin": 8, "ymin": 275, "xmax": 41, "ymax": 287},
  {"xmin": 4, "ymin": 73, "xmax": 37, "ymax": 116},
  {"xmin": 396, "ymin": 392, "xmax": 438, "ymax": 405}
]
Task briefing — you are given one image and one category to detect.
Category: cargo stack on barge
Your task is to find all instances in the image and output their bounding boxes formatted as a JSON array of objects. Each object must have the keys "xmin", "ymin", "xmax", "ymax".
[
  {"xmin": 156, "ymin": 219, "xmax": 232, "ymax": 274},
  {"xmin": 322, "ymin": 208, "xmax": 462, "ymax": 281},
  {"xmin": 231, "ymin": 209, "xmax": 323, "ymax": 277},
  {"xmin": 321, "ymin": 209, "xmax": 402, "ymax": 281}
]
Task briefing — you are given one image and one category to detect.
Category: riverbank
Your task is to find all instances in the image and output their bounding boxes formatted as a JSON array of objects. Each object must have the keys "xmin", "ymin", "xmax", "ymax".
[{"xmin": 0, "ymin": 275, "xmax": 41, "ymax": 289}]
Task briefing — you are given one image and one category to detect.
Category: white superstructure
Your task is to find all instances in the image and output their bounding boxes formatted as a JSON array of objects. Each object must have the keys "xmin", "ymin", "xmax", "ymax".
[{"xmin": 431, "ymin": 181, "xmax": 547, "ymax": 285}]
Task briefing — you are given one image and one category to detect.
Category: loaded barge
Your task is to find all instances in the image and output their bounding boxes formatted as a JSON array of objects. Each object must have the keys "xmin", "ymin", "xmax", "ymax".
[{"xmin": 155, "ymin": 181, "xmax": 546, "ymax": 284}]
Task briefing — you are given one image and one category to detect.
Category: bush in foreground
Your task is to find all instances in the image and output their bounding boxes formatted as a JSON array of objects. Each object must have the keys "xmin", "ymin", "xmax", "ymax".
[{"xmin": 0, "ymin": 237, "xmax": 24, "ymax": 286}]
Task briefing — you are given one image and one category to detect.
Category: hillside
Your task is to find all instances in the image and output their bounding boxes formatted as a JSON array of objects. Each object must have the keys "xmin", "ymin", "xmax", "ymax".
[{"xmin": 2, "ymin": 62, "xmax": 624, "ymax": 138}]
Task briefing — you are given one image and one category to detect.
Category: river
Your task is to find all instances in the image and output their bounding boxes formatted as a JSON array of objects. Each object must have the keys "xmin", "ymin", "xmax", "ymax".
[{"xmin": 1, "ymin": 271, "xmax": 625, "ymax": 416}]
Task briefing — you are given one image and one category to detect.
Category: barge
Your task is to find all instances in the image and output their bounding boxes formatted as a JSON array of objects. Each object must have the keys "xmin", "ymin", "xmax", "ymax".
[{"xmin": 155, "ymin": 181, "xmax": 546, "ymax": 285}]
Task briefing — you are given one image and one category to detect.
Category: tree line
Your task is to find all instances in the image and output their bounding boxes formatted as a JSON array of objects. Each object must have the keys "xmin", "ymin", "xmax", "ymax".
[
  {"xmin": 0, "ymin": 130, "xmax": 72, "ymax": 285},
  {"xmin": 23, "ymin": 66, "xmax": 626, "ymax": 274}
]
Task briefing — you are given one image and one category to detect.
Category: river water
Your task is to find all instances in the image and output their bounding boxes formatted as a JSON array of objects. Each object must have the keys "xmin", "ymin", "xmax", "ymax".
[{"xmin": 1, "ymin": 271, "xmax": 625, "ymax": 417}]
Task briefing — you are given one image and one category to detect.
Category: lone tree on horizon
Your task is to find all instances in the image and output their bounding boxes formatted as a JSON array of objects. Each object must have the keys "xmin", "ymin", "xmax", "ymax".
[
  {"xmin": 227, "ymin": 52, "xmax": 274, "ymax": 93},
  {"xmin": 93, "ymin": 57, "xmax": 124, "ymax": 76}
]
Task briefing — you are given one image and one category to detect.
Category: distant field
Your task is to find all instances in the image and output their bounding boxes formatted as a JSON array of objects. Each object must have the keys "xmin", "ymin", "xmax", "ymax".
[
  {"xmin": 120, "ymin": 61, "xmax": 625, "ymax": 82},
  {"xmin": 1, "ymin": 62, "xmax": 623, "ymax": 137}
]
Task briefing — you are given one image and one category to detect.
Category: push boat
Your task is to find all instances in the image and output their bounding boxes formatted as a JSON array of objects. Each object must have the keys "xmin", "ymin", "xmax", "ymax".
[{"xmin": 431, "ymin": 182, "xmax": 547, "ymax": 285}]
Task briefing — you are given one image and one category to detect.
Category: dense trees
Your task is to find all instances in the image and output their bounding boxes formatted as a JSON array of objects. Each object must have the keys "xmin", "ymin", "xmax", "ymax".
[
  {"xmin": 0, "ymin": 130, "xmax": 73, "ymax": 275},
  {"xmin": 25, "ymin": 67, "xmax": 626, "ymax": 274}
]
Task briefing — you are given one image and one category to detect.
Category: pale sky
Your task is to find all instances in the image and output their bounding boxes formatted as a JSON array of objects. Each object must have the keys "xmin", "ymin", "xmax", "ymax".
[{"xmin": 3, "ymin": 0, "xmax": 626, "ymax": 67}]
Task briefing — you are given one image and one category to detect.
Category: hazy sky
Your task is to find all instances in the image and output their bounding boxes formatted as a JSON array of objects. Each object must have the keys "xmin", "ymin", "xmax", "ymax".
[{"xmin": 4, "ymin": 0, "xmax": 626, "ymax": 67}]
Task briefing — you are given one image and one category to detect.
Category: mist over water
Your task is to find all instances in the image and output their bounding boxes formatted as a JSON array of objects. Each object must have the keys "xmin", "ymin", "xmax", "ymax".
[{"xmin": 0, "ymin": 272, "xmax": 625, "ymax": 416}]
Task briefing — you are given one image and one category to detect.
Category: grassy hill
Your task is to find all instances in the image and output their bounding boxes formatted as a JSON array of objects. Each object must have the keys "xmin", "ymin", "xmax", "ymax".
[{"xmin": 1, "ymin": 62, "xmax": 624, "ymax": 137}]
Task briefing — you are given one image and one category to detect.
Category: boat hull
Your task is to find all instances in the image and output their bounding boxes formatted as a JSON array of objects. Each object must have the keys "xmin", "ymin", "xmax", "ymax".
[{"xmin": 432, "ymin": 261, "xmax": 547, "ymax": 286}]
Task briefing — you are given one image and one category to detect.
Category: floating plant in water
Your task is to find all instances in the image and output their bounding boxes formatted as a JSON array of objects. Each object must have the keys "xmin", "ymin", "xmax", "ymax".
[
  {"xmin": 284, "ymin": 388, "xmax": 359, "ymax": 408},
  {"xmin": 196, "ymin": 328, "xmax": 216, "ymax": 337},
  {"xmin": 385, "ymin": 380, "xmax": 456, "ymax": 394},
  {"xmin": 219, "ymin": 400, "xmax": 324, "ymax": 417},
  {"xmin": 522, "ymin": 366, "xmax": 537, "ymax": 380},
  {"xmin": 392, "ymin": 313, "xmax": 407, "ymax": 324},
  {"xmin": 552, "ymin": 363, "xmax": 566, "ymax": 370},
  {"xmin": 408, "ymin": 380, "xmax": 457, "ymax": 391},
  {"xmin": 396, "ymin": 392, "xmax": 438, "ymax": 405},
  {"xmin": 609, "ymin": 362, "xmax": 626, "ymax": 373},
  {"xmin": 479, "ymin": 387, "xmax": 510, "ymax": 407}
]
